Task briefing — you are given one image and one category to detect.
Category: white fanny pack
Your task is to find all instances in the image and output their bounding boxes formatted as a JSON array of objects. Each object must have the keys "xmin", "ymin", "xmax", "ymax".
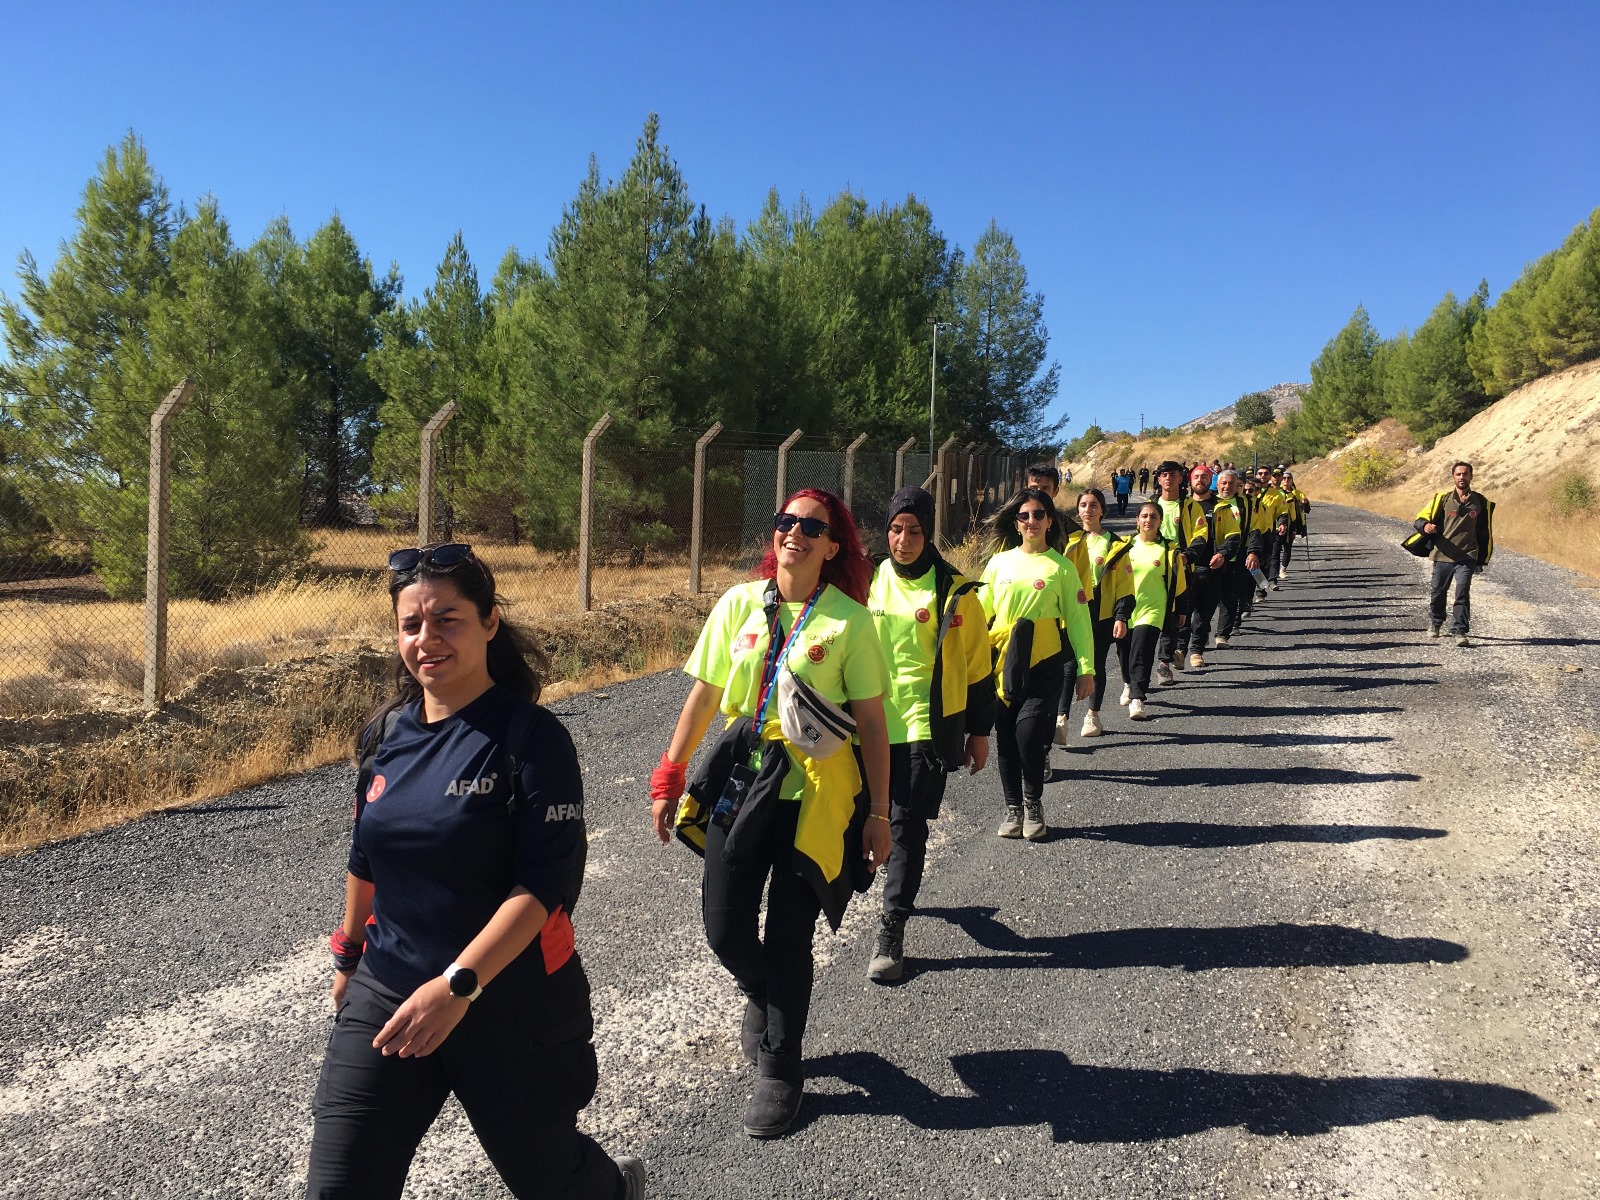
[{"xmin": 777, "ymin": 670, "xmax": 856, "ymax": 760}]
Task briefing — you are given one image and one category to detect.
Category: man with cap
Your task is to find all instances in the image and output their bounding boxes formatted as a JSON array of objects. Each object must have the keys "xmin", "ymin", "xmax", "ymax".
[{"xmin": 866, "ymin": 487, "xmax": 996, "ymax": 982}]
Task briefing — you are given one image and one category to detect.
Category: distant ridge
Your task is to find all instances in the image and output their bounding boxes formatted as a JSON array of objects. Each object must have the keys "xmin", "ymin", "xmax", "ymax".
[{"xmin": 1178, "ymin": 382, "xmax": 1307, "ymax": 432}]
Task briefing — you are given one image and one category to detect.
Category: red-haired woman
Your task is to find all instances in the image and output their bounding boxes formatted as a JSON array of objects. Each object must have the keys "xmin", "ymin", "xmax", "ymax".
[{"xmin": 648, "ymin": 489, "xmax": 891, "ymax": 1139}]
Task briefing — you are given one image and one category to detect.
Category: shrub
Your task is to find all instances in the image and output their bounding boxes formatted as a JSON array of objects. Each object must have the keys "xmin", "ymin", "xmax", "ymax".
[
  {"xmin": 1339, "ymin": 449, "xmax": 1403, "ymax": 492},
  {"xmin": 1554, "ymin": 469, "xmax": 1596, "ymax": 511}
]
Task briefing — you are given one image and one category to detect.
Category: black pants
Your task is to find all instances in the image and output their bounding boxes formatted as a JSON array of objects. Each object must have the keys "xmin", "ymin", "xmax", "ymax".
[
  {"xmin": 1126, "ymin": 625, "xmax": 1161, "ymax": 700},
  {"xmin": 1115, "ymin": 492, "xmax": 1129, "ymax": 515},
  {"xmin": 1429, "ymin": 560, "xmax": 1476, "ymax": 633},
  {"xmin": 1217, "ymin": 567, "xmax": 1246, "ymax": 637},
  {"xmin": 995, "ymin": 655, "xmax": 1064, "ymax": 809},
  {"xmin": 882, "ymin": 742, "xmax": 948, "ymax": 922},
  {"xmin": 1259, "ymin": 530, "xmax": 1280, "ymax": 581},
  {"xmin": 1089, "ymin": 617, "xmax": 1126, "ymax": 710},
  {"xmin": 702, "ymin": 798, "xmax": 822, "ymax": 1083},
  {"xmin": 1185, "ymin": 572, "xmax": 1221, "ymax": 653},
  {"xmin": 1158, "ymin": 608, "xmax": 1186, "ymax": 665},
  {"xmin": 1279, "ymin": 533, "xmax": 1295, "ymax": 572},
  {"xmin": 306, "ymin": 966, "xmax": 620, "ymax": 1200}
]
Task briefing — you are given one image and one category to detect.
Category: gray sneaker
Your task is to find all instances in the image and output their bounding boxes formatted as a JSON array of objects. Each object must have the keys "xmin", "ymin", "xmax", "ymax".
[
  {"xmin": 867, "ymin": 915, "xmax": 905, "ymax": 983},
  {"xmin": 614, "ymin": 1155, "xmax": 647, "ymax": 1200},
  {"xmin": 1022, "ymin": 801, "xmax": 1047, "ymax": 842},
  {"xmin": 997, "ymin": 807, "xmax": 1023, "ymax": 839}
]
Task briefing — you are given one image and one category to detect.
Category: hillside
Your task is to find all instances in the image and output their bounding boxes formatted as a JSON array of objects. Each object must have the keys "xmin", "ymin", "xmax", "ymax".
[
  {"xmin": 1178, "ymin": 382, "xmax": 1308, "ymax": 432},
  {"xmin": 1293, "ymin": 359, "xmax": 1600, "ymax": 578},
  {"xmin": 1064, "ymin": 425, "xmax": 1273, "ymax": 489}
]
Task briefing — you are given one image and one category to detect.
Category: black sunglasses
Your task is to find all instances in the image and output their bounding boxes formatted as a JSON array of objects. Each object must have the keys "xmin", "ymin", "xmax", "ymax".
[
  {"xmin": 1016, "ymin": 509, "xmax": 1049, "ymax": 523},
  {"xmin": 774, "ymin": 513, "xmax": 830, "ymax": 539},
  {"xmin": 388, "ymin": 543, "xmax": 476, "ymax": 573}
]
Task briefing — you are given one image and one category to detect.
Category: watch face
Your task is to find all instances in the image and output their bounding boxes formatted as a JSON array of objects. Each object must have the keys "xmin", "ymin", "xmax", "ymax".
[{"xmin": 447, "ymin": 966, "xmax": 479, "ymax": 997}]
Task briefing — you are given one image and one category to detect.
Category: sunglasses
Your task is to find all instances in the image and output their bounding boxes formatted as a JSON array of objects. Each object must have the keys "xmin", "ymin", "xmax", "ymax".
[
  {"xmin": 774, "ymin": 513, "xmax": 830, "ymax": 539},
  {"xmin": 388, "ymin": 543, "xmax": 476, "ymax": 573},
  {"xmin": 1016, "ymin": 510, "xmax": 1049, "ymax": 523}
]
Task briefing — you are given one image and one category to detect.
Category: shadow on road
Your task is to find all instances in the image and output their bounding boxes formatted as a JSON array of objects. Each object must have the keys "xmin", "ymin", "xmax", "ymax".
[
  {"xmin": 1145, "ymin": 702, "xmax": 1404, "ymax": 720},
  {"xmin": 1132, "ymin": 730, "xmax": 1393, "ymax": 750},
  {"xmin": 1062, "ymin": 765, "xmax": 1423, "ymax": 789},
  {"xmin": 914, "ymin": 907, "xmax": 1467, "ymax": 971},
  {"xmin": 799, "ymin": 1050, "xmax": 1551, "ymax": 1140},
  {"xmin": 1056, "ymin": 821, "xmax": 1447, "ymax": 848}
]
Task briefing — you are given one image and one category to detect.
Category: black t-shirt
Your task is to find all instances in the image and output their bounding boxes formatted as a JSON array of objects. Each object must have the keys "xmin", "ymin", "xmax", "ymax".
[{"xmin": 349, "ymin": 687, "xmax": 589, "ymax": 1017}]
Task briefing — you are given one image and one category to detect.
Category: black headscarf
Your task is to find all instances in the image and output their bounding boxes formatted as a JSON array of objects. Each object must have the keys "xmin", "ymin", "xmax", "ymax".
[{"xmin": 885, "ymin": 486, "xmax": 938, "ymax": 579}]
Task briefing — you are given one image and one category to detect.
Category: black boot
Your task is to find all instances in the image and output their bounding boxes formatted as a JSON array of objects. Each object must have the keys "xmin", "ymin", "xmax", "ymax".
[
  {"xmin": 867, "ymin": 914, "xmax": 906, "ymax": 983},
  {"xmin": 743, "ymin": 1076, "xmax": 803, "ymax": 1138},
  {"xmin": 739, "ymin": 998, "xmax": 766, "ymax": 1065}
]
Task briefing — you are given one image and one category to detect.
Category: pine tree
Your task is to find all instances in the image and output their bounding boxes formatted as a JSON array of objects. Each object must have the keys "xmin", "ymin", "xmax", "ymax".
[
  {"xmin": 1384, "ymin": 285, "xmax": 1490, "ymax": 444},
  {"xmin": 1302, "ymin": 306, "xmax": 1384, "ymax": 453}
]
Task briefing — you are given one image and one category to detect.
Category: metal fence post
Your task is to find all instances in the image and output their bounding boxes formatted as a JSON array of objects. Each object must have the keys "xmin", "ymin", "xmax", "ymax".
[
  {"xmin": 775, "ymin": 429, "xmax": 803, "ymax": 509},
  {"xmin": 842, "ymin": 433, "xmax": 868, "ymax": 509},
  {"xmin": 418, "ymin": 401, "xmax": 458, "ymax": 543},
  {"xmin": 933, "ymin": 435, "xmax": 960, "ymax": 547},
  {"xmin": 895, "ymin": 436, "xmax": 917, "ymax": 491},
  {"xmin": 578, "ymin": 412, "xmax": 613, "ymax": 613},
  {"xmin": 144, "ymin": 378, "xmax": 196, "ymax": 712},
  {"xmin": 690, "ymin": 421, "xmax": 723, "ymax": 594}
]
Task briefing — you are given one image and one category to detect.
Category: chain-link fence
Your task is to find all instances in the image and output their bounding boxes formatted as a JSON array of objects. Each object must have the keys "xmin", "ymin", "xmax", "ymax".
[{"xmin": 0, "ymin": 393, "xmax": 1020, "ymax": 717}]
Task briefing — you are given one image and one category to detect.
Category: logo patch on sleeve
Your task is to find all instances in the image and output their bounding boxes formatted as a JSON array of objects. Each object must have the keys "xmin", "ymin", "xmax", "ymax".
[
  {"xmin": 540, "ymin": 906, "xmax": 576, "ymax": 975},
  {"xmin": 950, "ymin": 614, "xmax": 963, "ymax": 627},
  {"xmin": 737, "ymin": 631, "xmax": 760, "ymax": 651},
  {"xmin": 366, "ymin": 775, "xmax": 386, "ymax": 804},
  {"xmin": 914, "ymin": 607, "xmax": 930, "ymax": 623},
  {"xmin": 1032, "ymin": 578, "xmax": 1046, "ymax": 590},
  {"xmin": 1077, "ymin": 589, "xmax": 1088, "ymax": 604}
]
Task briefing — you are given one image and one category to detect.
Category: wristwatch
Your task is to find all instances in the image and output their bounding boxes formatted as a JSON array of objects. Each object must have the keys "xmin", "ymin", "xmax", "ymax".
[{"xmin": 443, "ymin": 962, "xmax": 482, "ymax": 1001}]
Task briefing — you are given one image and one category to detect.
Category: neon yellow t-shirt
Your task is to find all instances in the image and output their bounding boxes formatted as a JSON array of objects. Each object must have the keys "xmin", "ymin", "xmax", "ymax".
[
  {"xmin": 1128, "ymin": 538, "xmax": 1171, "ymax": 629},
  {"xmin": 979, "ymin": 546, "xmax": 1095, "ymax": 677},
  {"xmin": 684, "ymin": 580, "xmax": 891, "ymax": 796},
  {"xmin": 868, "ymin": 561, "xmax": 939, "ymax": 744},
  {"xmin": 1084, "ymin": 533, "xmax": 1111, "ymax": 586},
  {"xmin": 1159, "ymin": 498, "xmax": 1182, "ymax": 543}
]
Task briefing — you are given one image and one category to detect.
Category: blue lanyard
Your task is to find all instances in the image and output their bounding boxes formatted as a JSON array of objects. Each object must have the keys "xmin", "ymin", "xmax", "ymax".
[{"xmin": 754, "ymin": 585, "xmax": 822, "ymax": 729}]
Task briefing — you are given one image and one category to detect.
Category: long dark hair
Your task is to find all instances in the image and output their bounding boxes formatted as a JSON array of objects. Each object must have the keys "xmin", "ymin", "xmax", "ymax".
[
  {"xmin": 756, "ymin": 488, "xmax": 873, "ymax": 605},
  {"xmin": 986, "ymin": 486, "xmax": 1066, "ymax": 555},
  {"xmin": 1076, "ymin": 488, "xmax": 1108, "ymax": 525},
  {"xmin": 368, "ymin": 549, "xmax": 547, "ymax": 733}
]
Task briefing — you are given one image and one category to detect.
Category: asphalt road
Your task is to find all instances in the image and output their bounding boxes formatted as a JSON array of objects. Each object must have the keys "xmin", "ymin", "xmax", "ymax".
[{"xmin": 3, "ymin": 501, "xmax": 1597, "ymax": 1199}]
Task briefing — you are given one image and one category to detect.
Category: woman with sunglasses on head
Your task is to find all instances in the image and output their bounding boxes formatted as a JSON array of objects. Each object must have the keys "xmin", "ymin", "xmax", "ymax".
[
  {"xmin": 648, "ymin": 490, "xmax": 891, "ymax": 1139},
  {"xmin": 1060, "ymin": 489, "xmax": 1136, "ymax": 739},
  {"xmin": 306, "ymin": 544, "xmax": 643, "ymax": 1200},
  {"xmin": 980, "ymin": 488, "xmax": 1095, "ymax": 841}
]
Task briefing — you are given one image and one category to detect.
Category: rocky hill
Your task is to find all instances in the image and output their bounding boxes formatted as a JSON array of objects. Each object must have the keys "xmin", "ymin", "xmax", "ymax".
[{"xmin": 1178, "ymin": 382, "xmax": 1308, "ymax": 432}]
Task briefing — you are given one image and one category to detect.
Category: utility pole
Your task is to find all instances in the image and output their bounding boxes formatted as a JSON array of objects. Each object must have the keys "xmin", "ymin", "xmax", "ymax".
[{"xmin": 1139, "ymin": 413, "xmax": 1145, "ymax": 436}]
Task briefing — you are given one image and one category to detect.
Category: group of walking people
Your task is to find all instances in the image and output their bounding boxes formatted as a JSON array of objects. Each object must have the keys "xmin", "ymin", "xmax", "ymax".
[{"xmin": 302, "ymin": 459, "xmax": 1314, "ymax": 1198}]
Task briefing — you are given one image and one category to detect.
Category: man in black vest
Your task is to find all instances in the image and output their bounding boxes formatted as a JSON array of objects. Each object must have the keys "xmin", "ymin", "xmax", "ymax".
[{"xmin": 1415, "ymin": 461, "xmax": 1494, "ymax": 647}]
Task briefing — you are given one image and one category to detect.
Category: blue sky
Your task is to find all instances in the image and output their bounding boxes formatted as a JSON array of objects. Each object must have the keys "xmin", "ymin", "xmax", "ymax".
[{"xmin": 3, "ymin": 1, "xmax": 1597, "ymax": 437}]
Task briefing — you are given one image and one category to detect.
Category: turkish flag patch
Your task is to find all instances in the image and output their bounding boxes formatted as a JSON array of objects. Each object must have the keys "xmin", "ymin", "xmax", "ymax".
[
  {"xmin": 737, "ymin": 632, "xmax": 759, "ymax": 651},
  {"xmin": 808, "ymin": 644, "xmax": 826, "ymax": 662},
  {"xmin": 1078, "ymin": 589, "xmax": 1088, "ymax": 604},
  {"xmin": 915, "ymin": 607, "xmax": 930, "ymax": 623},
  {"xmin": 540, "ymin": 906, "xmax": 576, "ymax": 975},
  {"xmin": 950, "ymin": 614, "xmax": 963, "ymax": 627},
  {"xmin": 1032, "ymin": 579, "xmax": 1046, "ymax": 590},
  {"xmin": 366, "ymin": 775, "xmax": 386, "ymax": 804}
]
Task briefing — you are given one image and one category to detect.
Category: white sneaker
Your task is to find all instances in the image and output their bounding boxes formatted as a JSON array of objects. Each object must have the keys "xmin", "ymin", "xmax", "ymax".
[
  {"xmin": 1052, "ymin": 714, "xmax": 1070, "ymax": 746},
  {"xmin": 1081, "ymin": 710, "xmax": 1103, "ymax": 738},
  {"xmin": 1119, "ymin": 684, "xmax": 1131, "ymax": 707},
  {"xmin": 1155, "ymin": 661, "xmax": 1175, "ymax": 686},
  {"xmin": 1128, "ymin": 698, "xmax": 1146, "ymax": 720},
  {"xmin": 1280, "ymin": 566, "xmax": 1290, "ymax": 578}
]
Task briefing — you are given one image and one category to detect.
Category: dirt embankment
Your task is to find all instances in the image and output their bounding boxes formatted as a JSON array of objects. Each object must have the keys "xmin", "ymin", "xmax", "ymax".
[
  {"xmin": 0, "ymin": 591, "xmax": 719, "ymax": 852},
  {"xmin": 1293, "ymin": 360, "xmax": 1600, "ymax": 579},
  {"xmin": 1065, "ymin": 427, "xmax": 1255, "ymax": 489}
]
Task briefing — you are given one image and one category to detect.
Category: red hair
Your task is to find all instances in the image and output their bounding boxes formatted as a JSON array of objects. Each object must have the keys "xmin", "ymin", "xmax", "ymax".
[{"xmin": 756, "ymin": 488, "xmax": 873, "ymax": 605}]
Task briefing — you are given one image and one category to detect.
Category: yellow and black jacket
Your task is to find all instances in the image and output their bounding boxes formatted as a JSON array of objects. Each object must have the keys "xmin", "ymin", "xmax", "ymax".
[
  {"xmin": 1064, "ymin": 529, "xmax": 1136, "ymax": 623},
  {"xmin": 1179, "ymin": 494, "xmax": 1242, "ymax": 573}
]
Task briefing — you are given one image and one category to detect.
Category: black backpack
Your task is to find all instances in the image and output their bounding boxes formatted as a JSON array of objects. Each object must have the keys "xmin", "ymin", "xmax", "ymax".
[{"xmin": 355, "ymin": 701, "xmax": 539, "ymax": 816}]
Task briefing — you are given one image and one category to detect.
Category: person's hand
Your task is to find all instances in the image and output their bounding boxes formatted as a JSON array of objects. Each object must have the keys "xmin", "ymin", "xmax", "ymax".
[
  {"xmin": 648, "ymin": 754, "xmax": 686, "ymax": 844},
  {"xmin": 1209, "ymin": 553, "xmax": 1226, "ymax": 571},
  {"xmin": 1112, "ymin": 619, "xmax": 1127, "ymax": 640},
  {"xmin": 1179, "ymin": 615, "xmax": 1189, "ymax": 629},
  {"xmin": 1073, "ymin": 674, "xmax": 1095, "ymax": 701},
  {"xmin": 373, "ymin": 976, "xmax": 470, "ymax": 1058},
  {"xmin": 1245, "ymin": 553, "xmax": 1259, "ymax": 570},
  {"xmin": 863, "ymin": 814, "xmax": 892, "ymax": 873},
  {"xmin": 964, "ymin": 735, "xmax": 989, "ymax": 775},
  {"xmin": 650, "ymin": 795, "xmax": 676, "ymax": 844},
  {"xmin": 332, "ymin": 969, "xmax": 353, "ymax": 1009},
  {"xmin": 1423, "ymin": 522, "xmax": 1437, "ymax": 534}
]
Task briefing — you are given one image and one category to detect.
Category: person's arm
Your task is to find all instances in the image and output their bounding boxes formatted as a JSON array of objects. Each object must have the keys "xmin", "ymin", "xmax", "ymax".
[
  {"xmin": 959, "ymin": 591, "xmax": 997, "ymax": 756},
  {"xmin": 1417, "ymin": 492, "xmax": 1440, "ymax": 535},
  {"xmin": 852, "ymin": 696, "xmax": 892, "ymax": 871},
  {"xmin": 651, "ymin": 679, "xmax": 724, "ymax": 842},
  {"xmin": 331, "ymin": 873, "xmax": 374, "ymax": 1007},
  {"xmin": 1060, "ymin": 574, "xmax": 1097, "ymax": 698}
]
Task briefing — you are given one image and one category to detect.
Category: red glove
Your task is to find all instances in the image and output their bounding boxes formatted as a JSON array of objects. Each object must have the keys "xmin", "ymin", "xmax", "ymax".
[{"xmin": 649, "ymin": 753, "xmax": 686, "ymax": 803}]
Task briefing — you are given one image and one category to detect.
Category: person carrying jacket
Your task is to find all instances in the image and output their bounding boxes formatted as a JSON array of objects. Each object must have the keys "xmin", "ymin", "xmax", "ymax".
[
  {"xmin": 648, "ymin": 489, "xmax": 891, "ymax": 1139},
  {"xmin": 1169, "ymin": 463, "xmax": 1241, "ymax": 669},
  {"xmin": 865, "ymin": 487, "xmax": 996, "ymax": 983},
  {"xmin": 1124, "ymin": 502, "xmax": 1189, "ymax": 719},
  {"xmin": 1414, "ymin": 461, "xmax": 1495, "ymax": 646},
  {"xmin": 979, "ymin": 487, "xmax": 1096, "ymax": 841},
  {"xmin": 1061, "ymin": 488, "xmax": 1135, "ymax": 737}
]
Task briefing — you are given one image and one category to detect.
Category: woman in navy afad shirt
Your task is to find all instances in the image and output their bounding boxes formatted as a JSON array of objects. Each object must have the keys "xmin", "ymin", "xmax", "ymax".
[{"xmin": 306, "ymin": 545, "xmax": 643, "ymax": 1200}]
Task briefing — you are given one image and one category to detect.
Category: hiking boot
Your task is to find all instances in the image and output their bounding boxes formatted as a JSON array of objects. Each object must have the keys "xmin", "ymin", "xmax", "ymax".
[
  {"xmin": 1428, "ymin": 624, "xmax": 1441, "ymax": 637},
  {"xmin": 1052, "ymin": 713, "xmax": 1070, "ymax": 746},
  {"xmin": 1022, "ymin": 801, "xmax": 1047, "ymax": 842},
  {"xmin": 1080, "ymin": 710, "xmax": 1104, "ymax": 737},
  {"xmin": 1128, "ymin": 698, "xmax": 1147, "ymax": 720},
  {"xmin": 1119, "ymin": 683, "xmax": 1131, "ymax": 706},
  {"xmin": 740, "ymin": 999, "xmax": 766, "ymax": 1065},
  {"xmin": 997, "ymin": 807, "xmax": 1024, "ymax": 839},
  {"xmin": 1188, "ymin": 652, "xmax": 1205, "ymax": 670},
  {"xmin": 1155, "ymin": 661, "xmax": 1176, "ymax": 686},
  {"xmin": 868, "ymin": 914, "xmax": 906, "ymax": 983},
  {"xmin": 743, "ymin": 1076, "xmax": 802, "ymax": 1138},
  {"xmin": 613, "ymin": 1156, "xmax": 647, "ymax": 1200},
  {"xmin": 1213, "ymin": 635, "xmax": 1230, "ymax": 649},
  {"xmin": 1270, "ymin": 580, "xmax": 1281, "ymax": 591},
  {"xmin": 1456, "ymin": 634, "xmax": 1471, "ymax": 647}
]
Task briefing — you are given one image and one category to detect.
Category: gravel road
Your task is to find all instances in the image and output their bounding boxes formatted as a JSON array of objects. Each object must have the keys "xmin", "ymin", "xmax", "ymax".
[{"xmin": 2, "ymin": 502, "xmax": 1597, "ymax": 1199}]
